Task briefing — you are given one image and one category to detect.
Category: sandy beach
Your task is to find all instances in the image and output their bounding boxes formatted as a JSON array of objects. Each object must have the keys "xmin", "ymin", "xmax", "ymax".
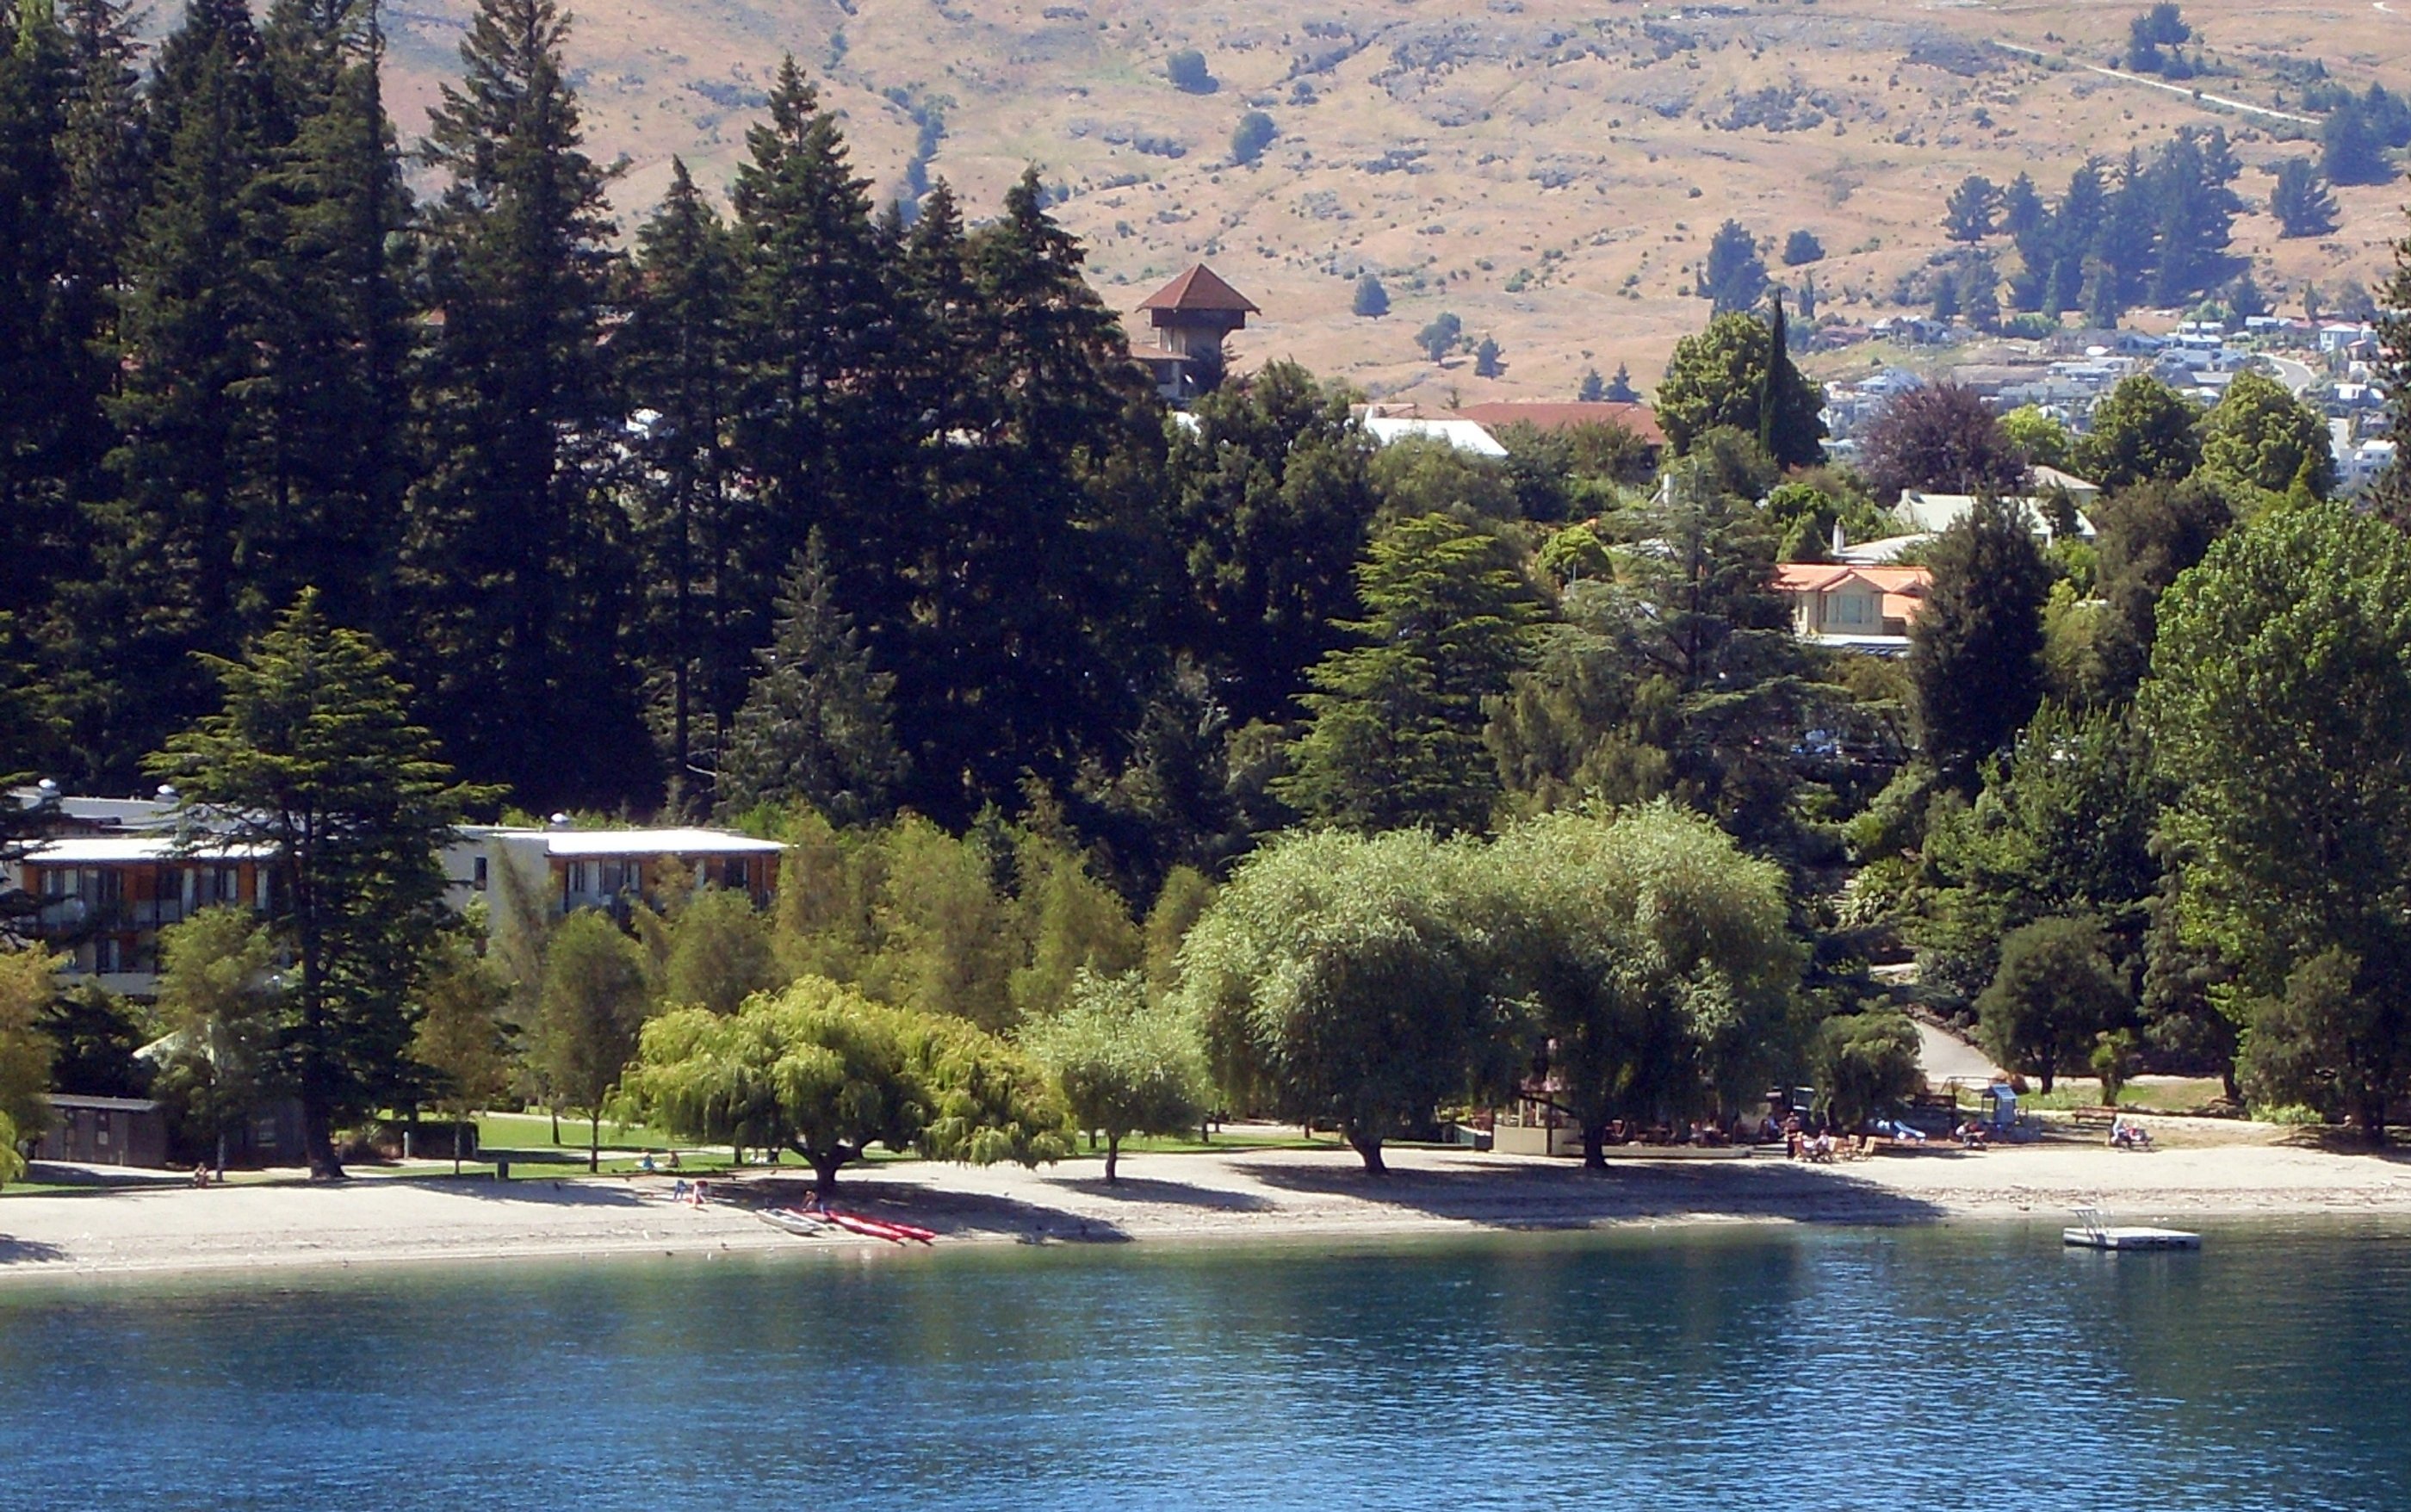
[{"xmin": 3, "ymin": 1119, "xmax": 2408, "ymax": 1280}]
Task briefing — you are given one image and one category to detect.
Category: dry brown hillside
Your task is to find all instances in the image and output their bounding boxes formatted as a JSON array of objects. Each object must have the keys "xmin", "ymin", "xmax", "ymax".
[{"xmin": 374, "ymin": 0, "xmax": 2411, "ymax": 400}]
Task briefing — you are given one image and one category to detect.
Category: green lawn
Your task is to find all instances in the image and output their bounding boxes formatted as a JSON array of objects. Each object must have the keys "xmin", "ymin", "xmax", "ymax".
[{"xmin": 1952, "ymin": 1078, "xmax": 2228, "ymax": 1114}]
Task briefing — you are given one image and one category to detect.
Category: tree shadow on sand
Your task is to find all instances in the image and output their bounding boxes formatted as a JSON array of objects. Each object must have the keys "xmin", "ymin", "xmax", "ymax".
[
  {"xmin": 733, "ymin": 1175, "xmax": 1135, "ymax": 1243},
  {"xmin": 0, "ymin": 1236, "xmax": 69, "ymax": 1264},
  {"xmin": 1245, "ymin": 1151, "xmax": 1952, "ymax": 1229},
  {"xmin": 1044, "ymin": 1174, "xmax": 1275, "ymax": 1211}
]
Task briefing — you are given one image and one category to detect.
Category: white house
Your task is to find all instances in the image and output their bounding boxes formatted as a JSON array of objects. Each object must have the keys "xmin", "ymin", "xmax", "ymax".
[{"xmin": 1893, "ymin": 490, "xmax": 2094, "ymax": 545}]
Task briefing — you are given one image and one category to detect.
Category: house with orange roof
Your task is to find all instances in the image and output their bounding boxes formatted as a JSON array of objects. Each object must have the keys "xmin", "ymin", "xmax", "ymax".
[{"xmin": 1770, "ymin": 562, "xmax": 1931, "ymax": 652}]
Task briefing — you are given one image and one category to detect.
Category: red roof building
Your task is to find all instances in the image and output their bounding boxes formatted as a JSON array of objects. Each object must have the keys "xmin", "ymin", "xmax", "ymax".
[{"xmin": 1132, "ymin": 263, "xmax": 1257, "ymax": 404}]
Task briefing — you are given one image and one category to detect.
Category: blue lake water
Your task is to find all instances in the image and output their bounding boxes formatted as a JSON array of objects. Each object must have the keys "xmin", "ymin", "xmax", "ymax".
[{"xmin": 6, "ymin": 1218, "xmax": 2409, "ymax": 1510}]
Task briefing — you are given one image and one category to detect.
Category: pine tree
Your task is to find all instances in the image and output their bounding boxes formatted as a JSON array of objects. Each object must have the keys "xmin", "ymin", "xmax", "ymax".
[
  {"xmin": 1602, "ymin": 363, "xmax": 1639, "ymax": 403},
  {"xmin": 919, "ymin": 164, "xmax": 1159, "ymax": 815},
  {"xmin": 82, "ymin": 0, "xmax": 270, "ymax": 783},
  {"xmin": 1473, "ymin": 335, "xmax": 1503, "ymax": 378},
  {"xmin": 1577, "ymin": 367, "xmax": 1605, "ymax": 402},
  {"xmin": 409, "ymin": 0, "xmax": 643, "ymax": 810},
  {"xmin": 2270, "ymin": 158, "xmax": 2340, "ymax": 238},
  {"xmin": 719, "ymin": 532, "xmax": 904, "ymax": 825},
  {"xmin": 623, "ymin": 158, "xmax": 746, "ymax": 791},
  {"xmin": 728, "ymin": 56, "xmax": 902, "ymax": 634},
  {"xmin": 147, "ymin": 591, "xmax": 490, "ymax": 1178},
  {"xmin": 0, "ymin": 0, "xmax": 86, "ymax": 635},
  {"xmin": 2000, "ymin": 172, "xmax": 2046, "ymax": 239},
  {"xmin": 2149, "ymin": 130, "xmax": 2237, "ymax": 307},
  {"xmin": 1943, "ymin": 174, "xmax": 1998, "ymax": 242},
  {"xmin": 1701, "ymin": 218, "xmax": 1768, "ymax": 314},
  {"xmin": 242, "ymin": 0, "xmax": 412, "ymax": 638},
  {"xmin": 2048, "ymin": 161, "xmax": 2107, "ymax": 317},
  {"xmin": 2096, "ymin": 152, "xmax": 2159, "ymax": 315},
  {"xmin": 2322, "ymin": 96, "xmax": 2391, "ymax": 186}
]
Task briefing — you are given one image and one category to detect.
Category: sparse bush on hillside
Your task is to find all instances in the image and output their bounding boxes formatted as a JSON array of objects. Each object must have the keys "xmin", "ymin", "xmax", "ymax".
[
  {"xmin": 1782, "ymin": 230, "xmax": 1825, "ymax": 266},
  {"xmin": 1168, "ymin": 48, "xmax": 1216, "ymax": 94},
  {"xmin": 1231, "ymin": 110, "xmax": 1276, "ymax": 164},
  {"xmin": 1416, "ymin": 312, "xmax": 1465, "ymax": 363}
]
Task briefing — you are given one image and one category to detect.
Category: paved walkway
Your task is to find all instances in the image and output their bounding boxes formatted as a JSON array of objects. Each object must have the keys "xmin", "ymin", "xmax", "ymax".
[{"xmin": 1917, "ymin": 1019, "xmax": 2004, "ymax": 1087}]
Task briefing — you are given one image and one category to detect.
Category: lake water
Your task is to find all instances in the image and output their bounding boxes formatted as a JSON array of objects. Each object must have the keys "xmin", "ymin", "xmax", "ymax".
[{"xmin": 7, "ymin": 1219, "xmax": 2408, "ymax": 1509}]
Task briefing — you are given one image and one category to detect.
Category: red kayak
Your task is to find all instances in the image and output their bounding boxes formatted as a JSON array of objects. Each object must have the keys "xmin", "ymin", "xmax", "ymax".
[{"xmin": 822, "ymin": 1209, "xmax": 936, "ymax": 1245}]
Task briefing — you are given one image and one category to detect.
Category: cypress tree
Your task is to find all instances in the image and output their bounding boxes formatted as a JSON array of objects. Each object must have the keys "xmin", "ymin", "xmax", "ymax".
[
  {"xmin": 1757, "ymin": 288, "xmax": 1784, "ymax": 460},
  {"xmin": 1908, "ymin": 498, "xmax": 2051, "ymax": 794},
  {"xmin": 410, "ymin": 0, "xmax": 644, "ymax": 809}
]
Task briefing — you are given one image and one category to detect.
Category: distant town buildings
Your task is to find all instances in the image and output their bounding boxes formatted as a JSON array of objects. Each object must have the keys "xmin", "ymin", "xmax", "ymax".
[{"xmin": 5, "ymin": 788, "xmax": 784, "ymax": 1001}]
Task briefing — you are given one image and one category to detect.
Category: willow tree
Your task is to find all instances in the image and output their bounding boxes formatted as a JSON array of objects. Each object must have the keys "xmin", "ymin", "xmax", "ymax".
[
  {"xmin": 622, "ymin": 975, "xmax": 1068, "ymax": 1199},
  {"xmin": 1178, "ymin": 828, "xmax": 1519, "ymax": 1172},
  {"xmin": 1487, "ymin": 806, "xmax": 1801, "ymax": 1165},
  {"xmin": 1023, "ymin": 970, "xmax": 1207, "ymax": 1181}
]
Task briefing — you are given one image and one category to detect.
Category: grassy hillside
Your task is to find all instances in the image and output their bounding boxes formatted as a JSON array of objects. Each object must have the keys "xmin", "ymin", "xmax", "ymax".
[{"xmin": 375, "ymin": 0, "xmax": 2411, "ymax": 400}]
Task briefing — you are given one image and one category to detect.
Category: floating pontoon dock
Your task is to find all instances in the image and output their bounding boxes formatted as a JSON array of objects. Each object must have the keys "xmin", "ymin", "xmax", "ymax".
[{"xmin": 2063, "ymin": 1205, "xmax": 2200, "ymax": 1251}]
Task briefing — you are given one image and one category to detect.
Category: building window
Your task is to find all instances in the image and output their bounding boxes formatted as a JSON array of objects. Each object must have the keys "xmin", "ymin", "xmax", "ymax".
[
  {"xmin": 473, "ymin": 856, "xmax": 488, "ymax": 891},
  {"xmin": 96, "ymin": 1112, "xmax": 111, "ymax": 1148},
  {"xmin": 1833, "ymin": 593, "xmax": 1871, "ymax": 628}
]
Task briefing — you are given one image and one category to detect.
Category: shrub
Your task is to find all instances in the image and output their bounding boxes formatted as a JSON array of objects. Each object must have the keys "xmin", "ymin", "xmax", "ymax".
[{"xmin": 1167, "ymin": 48, "xmax": 1216, "ymax": 93}]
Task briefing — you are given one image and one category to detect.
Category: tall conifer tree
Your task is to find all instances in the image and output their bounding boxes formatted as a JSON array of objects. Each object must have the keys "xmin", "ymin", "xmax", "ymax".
[
  {"xmin": 623, "ymin": 157, "xmax": 746, "ymax": 790},
  {"xmin": 245, "ymin": 0, "xmax": 412, "ymax": 637},
  {"xmin": 82, "ymin": 0, "xmax": 270, "ymax": 782},
  {"xmin": 728, "ymin": 58, "xmax": 901, "ymax": 629},
  {"xmin": 409, "ymin": 0, "xmax": 645, "ymax": 809}
]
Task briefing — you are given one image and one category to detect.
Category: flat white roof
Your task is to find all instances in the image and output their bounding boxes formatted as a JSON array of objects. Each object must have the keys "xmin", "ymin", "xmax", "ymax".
[
  {"xmin": 519, "ymin": 827, "xmax": 786, "ymax": 858},
  {"xmin": 1362, "ymin": 416, "xmax": 1509, "ymax": 458},
  {"xmin": 24, "ymin": 836, "xmax": 272, "ymax": 864}
]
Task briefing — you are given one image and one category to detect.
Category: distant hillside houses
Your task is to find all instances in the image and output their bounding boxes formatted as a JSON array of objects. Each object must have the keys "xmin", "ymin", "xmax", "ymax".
[{"xmin": 1825, "ymin": 312, "xmax": 2388, "ymax": 493}]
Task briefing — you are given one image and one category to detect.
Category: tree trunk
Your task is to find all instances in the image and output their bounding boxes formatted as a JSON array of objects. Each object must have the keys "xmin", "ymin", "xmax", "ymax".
[
  {"xmin": 453, "ymin": 1119, "xmax": 465, "ymax": 1178},
  {"xmin": 809, "ymin": 1149, "xmax": 846, "ymax": 1202},
  {"xmin": 2360, "ymin": 1096, "xmax": 2389, "ymax": 1146},
  {"xmin": 1582, "ymin": 1123, "xmax": 1608, "ymax": 1170},
  {"xmin": 550, "ymin": 1105, "xmax": 561, "ymax": 1144},
  {"xmin": 588, "ymin": 1110, "xmax": 601, "ymax": 1173},
  {"xmin": 1345, "ymin": 1128, "xmax": 1386, "ymax": 1174},
  {"xmin": 302, "ymin": 1100, "xmax": 345, "ymax": 1180},
  {"xmin": 1105, "ymin": 1134, "xmax": 1120, "ymax": 1184}
]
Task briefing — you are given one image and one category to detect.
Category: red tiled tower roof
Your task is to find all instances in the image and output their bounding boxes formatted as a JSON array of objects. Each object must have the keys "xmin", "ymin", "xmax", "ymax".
[{"xmin": 1137, "ymin": 264, "xmax": 1261, "ymax": 314}]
